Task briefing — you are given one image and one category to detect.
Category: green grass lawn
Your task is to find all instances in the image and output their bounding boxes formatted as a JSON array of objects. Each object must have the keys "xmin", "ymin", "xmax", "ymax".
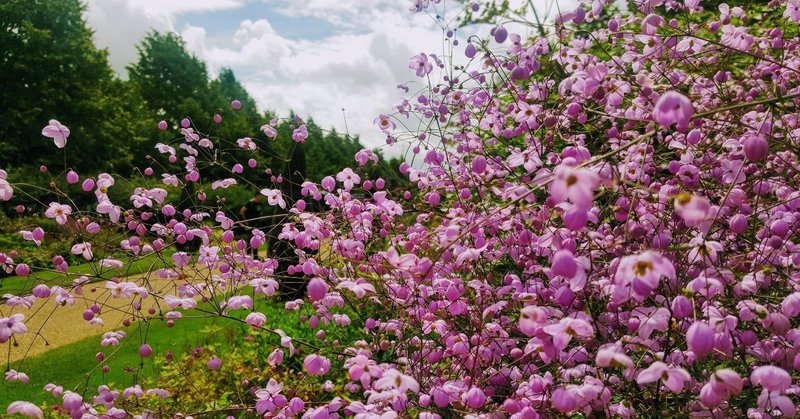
[{"xmin": 0, "ymin": 298, "xmax": 307, "ymax": 408}]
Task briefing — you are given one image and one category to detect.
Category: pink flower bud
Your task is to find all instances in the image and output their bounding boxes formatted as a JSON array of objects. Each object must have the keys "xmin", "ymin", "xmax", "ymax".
[
  {"xmin": 180, "ymin": 118, "xmax": 190, "ymax": 128},
  {"xmin": 14, "ymin": 263, "xmax": 29, "ymax": 276},
  {"xmin": 246, "ymin": 312, "xmax": 266, "ymax": 328},
  {"xmin": 308, "ymin": 278, "xmax": 328, "ymax": 301},
  {"xmin": 472, "ymin": 156, "xmax": 487, "ymax": 174},
  {"xmin": 66, "ymin": 170, "xmax": 79, "ymax": 184},
  {"xmin": 464, "ymin": 387, "xmax": 486, "ymax": 409},
  {"xmin": 729, "ymin": 214, "xmax": 748, "ymax": 233},
  {"xmin": 82, "ymin": 178, "xmax": 95, "ymax": 192},
  {"xmin": 139, "ymin": 344, "xmax": 153, "ymax": 357},
  {"xmin": 213, "ymin": 113, "xmax": 222, "ymax": 124},
  {"xmin": 231, "ymin": 100, "xmax": 242, "ymax": 110},
  {"xmin": 157, "ymin": 120, "xmax": 168, "ymax": 131},
  {"xmin": 144, "ymin": 167, "xmax": 154, "ymax": 176},
  {"xmin": 551, "ymin": 250, "xmax": 578, "ymax": 278},
  {"xmin": 222, "ymin": 230, "xmax": 234, "ymax": 243},
  {"xmin": 32, "ymin": 284, "xmax": 51, "ymax": 298},
  {"xmin": 207, "ymin": 356, "xmax": 222, "ymax": 370},
  {"xmin": 687, "ymin": 321, "xmax": 714, "ymax": 357},
  {"xmin": 743, "ymin": 135, "xmax": 769, "ymax": 161}
]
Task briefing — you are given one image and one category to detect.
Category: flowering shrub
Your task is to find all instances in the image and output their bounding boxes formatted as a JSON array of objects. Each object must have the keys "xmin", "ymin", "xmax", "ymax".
[{"xmin": 3, "ymin": 0, "xmax": 800, "ymax": 417}]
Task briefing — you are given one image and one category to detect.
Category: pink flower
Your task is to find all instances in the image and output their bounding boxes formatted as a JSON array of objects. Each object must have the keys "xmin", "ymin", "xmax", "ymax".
[
  {"xmin": 0, "ymin": 313, "xmax": 27, "ymax": 343},
  {"xmin": 62, "ymin": 391, "xmax": 82, "ymax": 411},
  {"xmin": 720, "ymin": 25, "xmax": 753, "ymax": 51},
  {"xmin": 95, "ymin": 173, "xmax": 115, "ymax": 201},
  {"xmin": 20, "ymin": 227, "xmax": 44, "ymax": 246},
  {"xmin": 292, "ymin": 125, "xmax": 308, "ymax": 143},
  {"xmin": 463, "ymin": 386, "xmax": 486, "ymax": 409},
  {"xmin": 549, "ymin": 165, "xmax": 599, "ymax": 210},
  {"xmin": 636, "ymin": 361, "xmax": 691, "ymax": 393},
  {"xmin": 303, "ymin": 354, "xmax": 331, "ymax": 376},
  {"xmin": 41, "ymin": 119, "xmax": 70, "ymax": 148},
  {"xmin": 211, "ymin": 178, "xmax": 237, "ymax": 190},
  {"xmin": 45, "ymin": 202, "xmax": 72, "ymax": 225},
  {"xmin": 785, "ymin": 0, "xmax": 800, "ymax": 22},
  {"xmin": 542, "ymin": 317, "xmax": 594, "ymax": 350},
  {"xmin": 96, "ymin": 201, "xmax": 121, "ymax": 223},
  {"xmin": 6, "ymin": 401, "xmax": 42, "ymax": 418},
  {"xmin": 653, "ymin": 91, "xmax": 693, "ymax": 131},
  {"xmin": 641, "ymin": 13, "xmax": 664, "ymax": 35},
  {"xmin": 374, "ymin": 114, "xmax": 396, "ymax": 131},
  {"xmin": 595, "ymin": 345, "xmax": 634, "ymax": 372},
  {"xmin": 237, "ymin": 137, "xmax": 257, "ymax": 150},
  {"xmin": 255, "ymin": 378, "xmax": 288, "ymax": 415},
  {"xmin": 70, "ymin": 242, "xmax": 93, "ymax": 260},
  {"xmin": 410, "ymin": 53, "xmax": 433, "ymax": 77},
  {"xmin": 519, "ymin": 305, "xmax": 548, "ymax": 337},
  {"xmin": 614, "ymin": 251, "xmax": 675, "ymax": 300},
  {"xmin": 246, "ymin": 312, "xmax": 267, "ymax": 328},
  {"xmin": 0, "ymin": 179, "xmax": 12, "ymax": 201},
  {"xmin": 374, "ymin": 369, "xmax": 420, "ymax": 393},
  {"xmin": 307, "ymin": 278, "xmax": 328, "ymax": 301},
  {"xmin": 551, "ymin": 250, "xmax": 578, "ymax": 278},
  {"xmin": 259, "ymin": 188, "xmax": 286, "ymax": 209},
  {"xmin": 207, "ymin": 356, "xmax": 222, "ymax": 370},
  {"xmin": 268, "ymin": 348, "xmax": 284, "ymax": 367},
  {"xmin": 686, "ymin": 321, "xmax": 714, "ymax": 357},
  {"xmin": 551, "ymin": 387, "xmax": 578, "ymax": 413},
  {"xmin": 5, "ymin": 369, "xmax": 29, "ymax": 383},
  {"xmin": 261, "ymin": 124, "xmax": 278, "ymax": 139},
  {"xmin": 337, "ymin": 279, "xmax": 376, "ymax": 298},
  {"xmin": 751, "ymin": 366, "xmax": 791, "ymax": 392},
  {"xmin": 336, "ymin": 168, "xmax": 361, "ymax": 191}
]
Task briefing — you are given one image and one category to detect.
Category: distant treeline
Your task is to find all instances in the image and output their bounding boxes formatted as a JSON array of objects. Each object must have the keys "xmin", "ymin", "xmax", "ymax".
[{"xmin": 0, "ymin": 0, "xmax": 405, "ymax": 210}]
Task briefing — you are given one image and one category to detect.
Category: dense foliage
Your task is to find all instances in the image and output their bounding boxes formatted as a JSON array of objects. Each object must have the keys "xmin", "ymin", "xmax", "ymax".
[{"xmin": 3, "ymin": 0, "xmax": 800, "ymax": 418}]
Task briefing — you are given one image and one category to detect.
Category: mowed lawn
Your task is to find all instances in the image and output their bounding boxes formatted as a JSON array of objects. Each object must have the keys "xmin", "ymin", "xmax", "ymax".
[
  {"xmin": 0, "ymin": 298, "xmax": 307, "ymax": 407},
  {"xmin": 0, "ymin": 252, "xmax": 310, "ymax": 408}
]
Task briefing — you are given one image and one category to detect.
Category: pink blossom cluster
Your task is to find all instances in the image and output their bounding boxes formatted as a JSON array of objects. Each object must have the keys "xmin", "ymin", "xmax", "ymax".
[{"xmin": 3, "ymin": 0, "xmax": 800, "ymax": 417}]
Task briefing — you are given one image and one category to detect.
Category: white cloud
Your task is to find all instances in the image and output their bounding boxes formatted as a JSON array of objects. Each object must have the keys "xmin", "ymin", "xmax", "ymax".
[
  {"xmin": 85, "ymin": 0, "xmax": 246, "ymax": 74},
  {"xmin": 85, "ymin": 0, "xmax": 530, "ymax": 154}
]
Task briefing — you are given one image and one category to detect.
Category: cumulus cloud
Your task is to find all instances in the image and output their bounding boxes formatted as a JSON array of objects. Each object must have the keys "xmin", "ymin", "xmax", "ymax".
[
  {"xmin": 85, "ymin": 0, "xmax": 246, "ymax": 74},
  {"xmin": 85, "ymin": 0, "xmax": 522, "ymax": 152}
]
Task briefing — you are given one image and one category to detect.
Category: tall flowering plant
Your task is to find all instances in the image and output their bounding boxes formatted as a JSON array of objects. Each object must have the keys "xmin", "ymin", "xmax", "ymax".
[{"xmin": 3, "ymin": 0, "xmax": 800, "ymax": 417}]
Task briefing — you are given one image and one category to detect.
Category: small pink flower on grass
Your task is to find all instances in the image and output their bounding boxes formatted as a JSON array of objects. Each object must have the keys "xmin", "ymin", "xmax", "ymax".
[
  {"xmin": 0, "ymin": 179, "xmax": 12, "ymax": 201},
  {"xmin": 0, "ymin": 313, "xmax": 27, "ymax": 343},
  {"xmin": 6, "ymin": 401, "xmax": 42, "ymax": 418},
  {"xmin": 207, "ymin": 357, "xmax": 222, "ymax": 370}
]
